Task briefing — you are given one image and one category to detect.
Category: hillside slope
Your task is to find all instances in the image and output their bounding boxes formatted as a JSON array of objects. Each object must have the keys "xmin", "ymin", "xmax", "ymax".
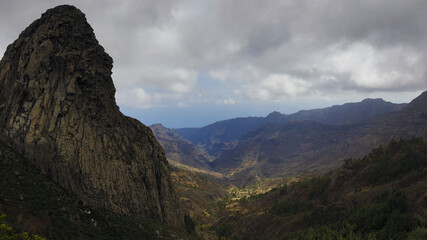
[{"xmin": 214, "ymin": 137, "xmax": 427, "ymax": 240}]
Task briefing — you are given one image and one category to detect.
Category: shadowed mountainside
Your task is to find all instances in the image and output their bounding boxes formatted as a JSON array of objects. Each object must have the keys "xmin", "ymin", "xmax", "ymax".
[
  {"xmin": 151, "ymin": 124, "xmax": 212, "ymax": 170},
  {"xmin": 176, "ymin": 99, "xmax": 405, "ymax": 158},
  {"xmin": 288, "ymin": 98, "xmax": 406, "ymax": 125},
  {"xmin": 176, "ymin": 117, "xmax": 264, "ymax": 157},
  {"xmin": 212, "ymin": 91, "xmax": 427, "ymax": 184}
]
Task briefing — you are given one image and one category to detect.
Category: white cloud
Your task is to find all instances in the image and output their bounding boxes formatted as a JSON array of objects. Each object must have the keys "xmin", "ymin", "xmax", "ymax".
[
  {"xmin": 177, "ymin": 102, "xmax": 189, "ymax": 107},
  {"xmin": 245, "ymin": 74, "xmax": 311, "ymax": 101},
  {"xmin": 116, "ymin": 88, "xmax": 152, "ymax": 109},
  {"xmin": 216, "ymin": 98, "xmax": 236, "ymax": 105},
  {"xmin": 312, "ymin": 42, "xmax": 424, "ymax": 91},
  {"xmin": 138, "ymin": 67, "xmax": 197, "ymax": 94},
  {"xmin": 209, "ymin": 65, "xmax": 262, "ymax": 83}
]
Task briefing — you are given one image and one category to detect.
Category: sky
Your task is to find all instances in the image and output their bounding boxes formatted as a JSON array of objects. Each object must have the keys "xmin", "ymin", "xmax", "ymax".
[{"xmin": 1, "ymin": 0, "xmax": 427, "ymax": 128}]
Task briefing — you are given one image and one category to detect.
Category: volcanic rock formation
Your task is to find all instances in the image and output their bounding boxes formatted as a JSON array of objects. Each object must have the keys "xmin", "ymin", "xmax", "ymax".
[{"xmin": 0, "ymin": 5, "xmax": 182, "ymax": 226}]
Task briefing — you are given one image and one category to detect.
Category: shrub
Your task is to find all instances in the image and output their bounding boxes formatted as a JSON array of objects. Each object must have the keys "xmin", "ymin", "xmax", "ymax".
[
  {"xmin": 216, "ymin": 223, "xmax": 231, "ymax": 238},
  {"xmin": 184, "ymin": 214, "xmax": 195, "ymax": 233},
  {"xmin": 0, "ymin": 214, "xmax": 46, "ymax": 240},
  {"xmin": 407, "ymin": 227, "xmax": 427, "ymax": 240},
  {"xmin": 269, "ymin": 199, "xmax": 313, "ymax": 217}
]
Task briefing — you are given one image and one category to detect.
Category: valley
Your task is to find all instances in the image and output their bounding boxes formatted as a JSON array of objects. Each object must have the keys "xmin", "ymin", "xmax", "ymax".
[
  {"xmin": 152, "ymin": 92, "xmax": 427, "ymax": 239},
  {"xmin": 162, "ymin": 137, "xmax": 427, "ymax": 240}
]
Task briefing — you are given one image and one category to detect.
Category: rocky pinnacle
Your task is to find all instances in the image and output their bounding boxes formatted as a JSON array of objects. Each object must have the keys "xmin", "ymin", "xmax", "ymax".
[{"xmin": 0, "ymin": 5, "xmax": 182, "ymax": 226}]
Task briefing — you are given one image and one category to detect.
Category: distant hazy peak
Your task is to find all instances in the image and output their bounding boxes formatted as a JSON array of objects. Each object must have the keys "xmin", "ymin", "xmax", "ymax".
[
  {"xmin": 150, "ymin": 123, "xmax": 166, "ymax": 129},
  {"xmin": 361, "ymin": 98, "xmax": 385, "ymax": 103},
  {"xmin": 405, "ymin": 91, "xmax": 427, "ymax": 110},
  {"xmin": 267, "ymin": 111, "xmax": 284, "ymax": 117},
  {"xmin": 266, "ymin": 111, "xmax": 287, "ymax": 121}
]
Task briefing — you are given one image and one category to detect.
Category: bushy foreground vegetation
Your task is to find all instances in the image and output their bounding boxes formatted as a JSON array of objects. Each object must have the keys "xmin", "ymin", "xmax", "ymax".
[
  {"xmin": 0, "ymin": 214, "xmax": 45, "ymax": 240},
  {"xmin": 281, "ymin": 189, "xmax": 422, "ymax": 239},
  {"xmin": 216, "ymin": 137, "xmax": 426, "ymax": 240},
  {"xmin": 276, "ymin": 137, "xmax": 427, "ymax": 239}
]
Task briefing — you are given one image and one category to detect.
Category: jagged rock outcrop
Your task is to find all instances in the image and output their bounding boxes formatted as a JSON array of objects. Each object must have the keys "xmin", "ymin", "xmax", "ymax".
[{"xmin": 0, "ymin": 5, "xmax": 182, "ymax": 226}]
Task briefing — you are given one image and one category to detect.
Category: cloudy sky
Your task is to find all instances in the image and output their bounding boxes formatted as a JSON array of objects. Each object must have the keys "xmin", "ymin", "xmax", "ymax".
[{"xmin": 1, "ymin": 0, "xmax": 426, "ymax": 127}]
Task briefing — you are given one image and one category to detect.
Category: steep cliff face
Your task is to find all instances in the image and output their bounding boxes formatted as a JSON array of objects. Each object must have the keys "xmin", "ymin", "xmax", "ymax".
[{"xmin": 0, "ymin": 5, "xmax": 182, "ymax": 226}]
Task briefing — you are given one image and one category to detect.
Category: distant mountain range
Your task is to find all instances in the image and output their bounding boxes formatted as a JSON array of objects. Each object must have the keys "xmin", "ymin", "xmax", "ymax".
[
  {"xmin": 213, "ymin": 92, "xmax": 427, "ymax": 183},
  {"xmin": 152, "ymin": 95, "xmax": 427, "ymax": 185},
  {"xmin": 175, "ymin": 98, "xmax": 405, "ymax": 158},
  {"xmin": 175, "ymin": 117, "xmax": 264, "ymax": 157}
]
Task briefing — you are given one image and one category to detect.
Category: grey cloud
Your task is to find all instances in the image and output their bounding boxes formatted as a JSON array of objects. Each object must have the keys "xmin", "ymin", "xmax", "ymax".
[
  {"xmin": 0, "ymin": 0, "xmax": 53, "ymax": 52},
  {"xmin": 1, "ymin": 0, "xmax": 427, "ymax": 109},
  {"xmin": 244, "ymin": 22, "xmax": 290, "ymax": 57}
]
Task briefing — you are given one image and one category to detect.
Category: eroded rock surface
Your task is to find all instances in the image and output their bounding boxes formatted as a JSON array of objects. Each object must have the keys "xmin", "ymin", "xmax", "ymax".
[{"xmin": 0, "ymin": 5, "xmax": 182, "ymax": 226}]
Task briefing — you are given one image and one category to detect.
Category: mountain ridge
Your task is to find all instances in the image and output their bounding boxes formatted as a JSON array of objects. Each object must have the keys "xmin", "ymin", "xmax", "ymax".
[
  {"xmin": 175, "ymin": 98, "xmax": 405, "ymax": 158},
  {"xmin": 212, "ymin": 91, "xmax": 427, "ymax": 184}
]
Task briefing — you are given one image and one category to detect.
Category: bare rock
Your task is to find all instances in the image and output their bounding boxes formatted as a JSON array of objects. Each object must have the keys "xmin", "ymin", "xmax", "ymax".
[{"xmin": 0, "ymin": 5, "xmax": 182, "ymax": 226}]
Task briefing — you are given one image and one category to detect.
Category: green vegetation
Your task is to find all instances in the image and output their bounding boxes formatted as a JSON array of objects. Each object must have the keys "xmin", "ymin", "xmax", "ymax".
[
  {"xmin": 237, "ymin": 196, "xmax": 248, "ymax": 207},
  {"xmin": 288, "ymin": 189, "xmax": 414, "ymax": 239},
  {"xmin": 348, "ymin": 190, "xmax": 411, "ymax": 237},
  {"xmin": 215, "ymin": 223, "xmax": 231, "ymax": 239},
  {"xmin": 184, "ymin": 214, "xmax": 196, "ymax": 233},
  {"xmin": 269, "ymin": 199, "xmax": 313, "ymax": 217},
  {"xmin": 363, "ymin": 137, "xmax": 427, "ymax": 184},
  {"xmin": 274, "ymin": 138, "xmax": 427, "ymax": 239},
  {"xmin": 282, "ymin": 223, "xmax": 361, "ymax": 240},
  {"xmin": 0, "ymin": 214, "xmax": 45, "ymax": 240},
  {"xmin": 288, "ymin": 176, "xmax": 331, "ymax": 200},
  {"xmin": 276, "ymin": 184, "xmax": 288, "ymax": 195},
  {"xmin": 407, "ymin": 227, "xmax": 427, "ymax": 240},
  {"xmin": 220, "ymin": 138, "xmax": 426, "ymax": 240},
  {"xmin": 267, "ymin": 176, "xmax": 331, "ymax": 218}
]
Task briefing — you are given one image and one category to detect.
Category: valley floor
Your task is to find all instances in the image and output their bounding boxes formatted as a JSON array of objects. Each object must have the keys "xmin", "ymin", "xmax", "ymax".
[{"xmin": 172, "ymin": 138, "xmax": 427, "ymax": 240}]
